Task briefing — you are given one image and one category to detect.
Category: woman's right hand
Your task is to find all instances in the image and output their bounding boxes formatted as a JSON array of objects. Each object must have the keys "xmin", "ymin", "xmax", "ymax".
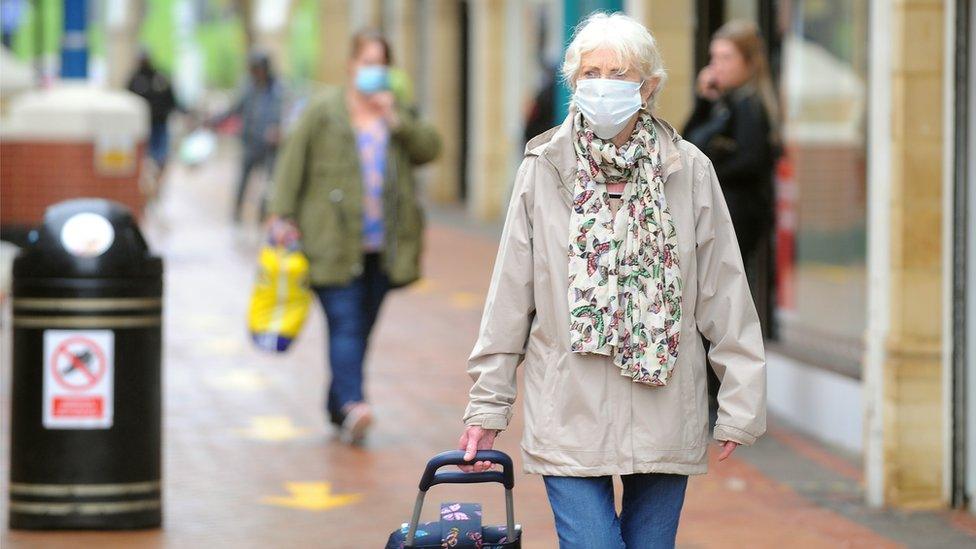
[
  {"xmin": 696, "ymin": 66, "xmax": 721, "ymax": 101},
  {"xmin": 457, "ymin": 425, "xmax": 498, "ymax": 473},
  {"xmin": 268, "ymin": 216, "xmax": 301, "ymax": 247}
]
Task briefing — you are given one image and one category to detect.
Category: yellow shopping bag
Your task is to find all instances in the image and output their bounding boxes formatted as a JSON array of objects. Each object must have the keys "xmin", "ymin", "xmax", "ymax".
[{"xmin": 248, "ymin": 244, "xmax": 312, "ymax": 352}]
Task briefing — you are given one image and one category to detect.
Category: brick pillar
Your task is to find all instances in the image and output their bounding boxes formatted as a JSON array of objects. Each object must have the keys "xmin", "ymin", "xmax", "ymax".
[
  {"xmin": 866, "ymin": 0, "xmax": 949, "ymax": 509},
  {"xmin": 387, "ymin": 0, "xmax": 418, "ymax": 88},
  {"xmin": 107, "ymin": 1, "xmax": 143, "ymax": 89},
  {"xmin": 318, "ymin": 1, "xmax": 351, "ymax": 85},
  {"xmin": 628, "ymin": 0, "xmax": 696, "ymax": 125},
  {"xmin": 467, "ymin": 0, "xmax": 511, "ymax": 220},
  {"xmin": 421, "ymin": 0, "xmax": 463, "ymax": 206}
]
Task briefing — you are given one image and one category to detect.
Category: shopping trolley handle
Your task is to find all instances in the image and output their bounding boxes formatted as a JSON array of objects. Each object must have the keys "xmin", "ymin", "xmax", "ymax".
[
  {"xmin": 406, "ymin": 450, "xmax": 518, "ymax": 547},
  {"xmin": 418, "ymin": 450, "xmax": 515, "ymax": 491}
]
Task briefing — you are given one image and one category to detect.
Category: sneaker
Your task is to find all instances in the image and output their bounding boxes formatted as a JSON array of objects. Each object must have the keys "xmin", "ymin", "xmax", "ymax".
[{"xmin": 339, "ymin": 402, "xmax": 373, "ymax": 445}]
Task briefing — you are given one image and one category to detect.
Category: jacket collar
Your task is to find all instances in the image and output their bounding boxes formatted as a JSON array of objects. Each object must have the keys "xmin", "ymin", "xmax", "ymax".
[{"xmin": 531, "ymin": 109, "xmax": 686, "ymax": 200}]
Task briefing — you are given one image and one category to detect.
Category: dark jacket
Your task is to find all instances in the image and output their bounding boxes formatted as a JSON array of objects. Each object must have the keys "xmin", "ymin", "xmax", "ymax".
[
  {"xmin": 127, "ymin": 67, "xmax": 177, "ymax": 126},
  {"xmin": 683, "ymin": 87, "xmax": 776, "ymax": 259},
  {"xmin": 270, "ymin": 87, "xmax": 441, "ymax": 287},
  {"xmin": 215, "ymin": 79, "xmax": 284, "ymax": 160}
]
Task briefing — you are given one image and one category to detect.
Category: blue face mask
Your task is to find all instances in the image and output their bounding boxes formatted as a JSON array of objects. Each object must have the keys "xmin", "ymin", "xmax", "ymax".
[{"xmin": 355, "ymin": 65, "xmax": 390, "ymax": 94}]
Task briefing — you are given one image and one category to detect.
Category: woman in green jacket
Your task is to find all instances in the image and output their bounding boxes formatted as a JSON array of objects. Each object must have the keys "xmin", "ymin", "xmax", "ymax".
[{"xmin": 270, "ymin": 30, "xmax": 441, "ymax": 443}]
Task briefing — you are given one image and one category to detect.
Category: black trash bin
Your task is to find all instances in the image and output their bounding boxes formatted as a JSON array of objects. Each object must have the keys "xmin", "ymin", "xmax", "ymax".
[{"xmin": 9, "ymin": 199, "xmax": 163, "ymax": 530}]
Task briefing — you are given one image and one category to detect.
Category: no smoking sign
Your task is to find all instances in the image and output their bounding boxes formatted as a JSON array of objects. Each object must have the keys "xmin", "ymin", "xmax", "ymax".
[{"xmin": 43, "ymin": 330, "xmax": 114, "ymax": 429}]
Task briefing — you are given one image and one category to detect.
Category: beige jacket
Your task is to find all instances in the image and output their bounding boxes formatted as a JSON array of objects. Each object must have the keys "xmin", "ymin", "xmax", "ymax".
[{"xmin": 463, "ymin": 114, "xmax": 767, "ymax": 476}]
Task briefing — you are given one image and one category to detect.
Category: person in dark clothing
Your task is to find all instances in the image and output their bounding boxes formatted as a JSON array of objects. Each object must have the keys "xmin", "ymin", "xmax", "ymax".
[
  {"xmin": 212, "ymin": 51, "xmax": 284, "ymax": 222},
  {"xmin": 127, "ymin": 52, "xmax": 180, "ymax": 170},
  {"xmin": 523, "ymin": 64, "xmax": 558, "ymax": 145},
  {"xmin": 683, "ymin": 20, "xmax": 780, "ymax": 430},
  {"xmin": 683, "ymin": 19, "xmax": 779, "ymax": 266}
]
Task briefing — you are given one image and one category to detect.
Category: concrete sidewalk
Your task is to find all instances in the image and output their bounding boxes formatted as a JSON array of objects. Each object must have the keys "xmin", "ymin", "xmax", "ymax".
[{"xmin": 2, "ymin": 151, "xmax": 975, "ymax": 548}]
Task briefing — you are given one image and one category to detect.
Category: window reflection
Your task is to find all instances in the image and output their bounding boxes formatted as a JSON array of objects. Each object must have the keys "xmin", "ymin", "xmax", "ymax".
[{"xmin": 775, "ymin": 0, "xmax": 869, "ymax": 376}]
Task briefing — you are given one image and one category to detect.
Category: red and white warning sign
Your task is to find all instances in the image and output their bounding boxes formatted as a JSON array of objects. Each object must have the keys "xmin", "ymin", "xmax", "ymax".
[{"xmin": 43, "ymin": 330, "xmax": 114, "ymax": 429}]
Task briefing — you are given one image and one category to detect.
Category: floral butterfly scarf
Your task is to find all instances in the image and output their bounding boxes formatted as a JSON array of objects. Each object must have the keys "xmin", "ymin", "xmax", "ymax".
[{"xmin": 567, "ymin": 110, "xmax": 683, "ymax": 386}]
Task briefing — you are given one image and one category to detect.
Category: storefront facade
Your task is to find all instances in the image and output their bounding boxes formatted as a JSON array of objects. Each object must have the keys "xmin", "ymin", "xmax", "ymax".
[
  {"xmin": 698, "ymin": 0, "xmax": 971, "ymax": 511},
  {"xmin": 325, "ymin": 0, "xmax": 971, "ymax": 511}
]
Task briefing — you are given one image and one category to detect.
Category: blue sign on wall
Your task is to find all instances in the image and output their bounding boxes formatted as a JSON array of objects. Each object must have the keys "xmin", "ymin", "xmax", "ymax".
[{"xmin": 61, "ymin": 0, "xmax": 88, "ymax": 79}]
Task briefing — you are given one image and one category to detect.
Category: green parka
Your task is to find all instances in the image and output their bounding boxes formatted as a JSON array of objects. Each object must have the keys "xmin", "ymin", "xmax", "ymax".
[{"xmin": 270, "ymin": 86, "xmax": 441, "ymax": 287}]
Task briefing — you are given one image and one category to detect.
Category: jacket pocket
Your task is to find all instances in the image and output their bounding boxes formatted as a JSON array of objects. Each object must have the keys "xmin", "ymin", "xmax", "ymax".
[
  {"xmin": 298, "ymin": 163, "xmax": 349, "ymax": 264},
  {"xmin": 631, "ymin": 358, "xmax": 701, "ymax": 452},
  {"xmin": 520, "ymin": 339, "xmax": 549, "ymax": 448},
  {"xmin": 542, "ymin": 353, "xmax": 613, "ymax": 451},
  {"xmin": 297, "ymin": 200, "xmax": 340, "ymax": 263},
  {"xmin": 678, "ymin": 344, "xmax": 704, "ymax": 448}
]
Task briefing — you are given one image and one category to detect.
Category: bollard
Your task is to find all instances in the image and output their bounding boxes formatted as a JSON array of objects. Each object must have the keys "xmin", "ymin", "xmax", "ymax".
[{"xmin": 9, "ymin": 199, "xmax": 163, "ymax": 530}]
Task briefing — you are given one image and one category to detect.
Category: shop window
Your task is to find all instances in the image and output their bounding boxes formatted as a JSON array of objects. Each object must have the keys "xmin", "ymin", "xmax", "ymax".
[{"xmin": 774, "ymin": 0, "xmax": 869, "ymax": 377}]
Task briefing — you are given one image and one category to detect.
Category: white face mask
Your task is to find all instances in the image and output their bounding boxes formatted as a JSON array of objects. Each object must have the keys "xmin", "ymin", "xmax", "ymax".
[{"xmin": 574, "ymin": 78, "xmax": 645, "ymax": 140}]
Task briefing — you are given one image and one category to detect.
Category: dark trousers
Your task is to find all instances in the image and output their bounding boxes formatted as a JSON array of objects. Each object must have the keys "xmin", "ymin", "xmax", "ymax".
[
  {"xmin": 234, "ymin": 148, "xmax": 276, "ymax": 221},
  {"xmin": 313, "ymin": 254, "xmax": 389, "ymax": 425},
  {"xmin": 148, "ymin": 121, "xmax": 170, "ymax": 168}
]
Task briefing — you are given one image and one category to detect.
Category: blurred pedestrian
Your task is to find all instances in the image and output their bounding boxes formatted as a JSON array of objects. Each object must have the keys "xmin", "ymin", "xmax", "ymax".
[
  {"xmin": 212, "ymin": 51, "xmax": 284, "ymax": 222},
  {"xmin": 523, "ymin": 63, "xmax": 558, "ymax": 145},
  {"xmin": 458, "ymin": 13, "xmax": 766, "ymax": 548},
  {"xmin": 127, "ymin": 51, "xmax": 181, "ymax": 180},
  {"xmin": 683, "ymin": 20, "xmax": 780, "ymax": 430},
  {"xmin": 683, "ymin": 19, "xmax": 779, "ymax": 274},
  {"xmin": 269, "ymin": 30, "xmax": 441, "ymax": 444}
]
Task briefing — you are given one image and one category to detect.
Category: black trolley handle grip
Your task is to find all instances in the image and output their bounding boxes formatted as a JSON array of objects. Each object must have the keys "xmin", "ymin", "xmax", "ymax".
[
  {"xmin": 406, "ymin": 450, "xmax": 517, "ymax": 547},
  {"xmin": 418, "ymin": 450, "xmax": 515, "ymax": 491}
]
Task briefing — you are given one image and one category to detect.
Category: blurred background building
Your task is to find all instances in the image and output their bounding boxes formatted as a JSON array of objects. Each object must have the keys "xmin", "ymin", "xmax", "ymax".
[{"xmin": 0, "ymin": 0, "xmax": 974, "ymax": 516}]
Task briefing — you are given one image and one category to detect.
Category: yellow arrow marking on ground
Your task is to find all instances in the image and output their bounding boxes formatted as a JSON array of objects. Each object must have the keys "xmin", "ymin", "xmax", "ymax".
[
  {"xmin": 409, "ymin": 278, "xmax": 435, "ymax": 294},
  {"xmin": 450, "ymin": 291, "xmax": 483, "ymax": 310},
  {"xmin": 238, "ymin": 416, "xmax": 309, "ymax": 442},
  {"xmin": 262, "ymin": 482, "xmax": 363, "ymax": 511},
  {"xmin": 207, "ymin": 369, "xmax": 269, "ymax": 392}
]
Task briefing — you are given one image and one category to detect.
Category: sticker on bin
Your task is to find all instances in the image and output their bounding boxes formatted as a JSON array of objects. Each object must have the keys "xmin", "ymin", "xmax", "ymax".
[
  {"xmin": 60, "ymin": 213, "xmax": 115, "ymax": 258},
  {"xmin": 43, "ymin": 330, "xmax": 114, "ymax": 429}
]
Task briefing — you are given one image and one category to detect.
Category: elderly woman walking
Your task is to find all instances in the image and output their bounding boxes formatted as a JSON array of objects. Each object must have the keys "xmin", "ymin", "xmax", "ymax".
[{"xmin": 458, "ymin": 13, "xmax": 766, "ymax": 548}]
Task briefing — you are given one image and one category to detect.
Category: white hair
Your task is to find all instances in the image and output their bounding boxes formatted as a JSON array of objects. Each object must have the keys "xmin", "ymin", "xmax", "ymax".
[{"xmin": 561, "ymin": 12, "xmax": 667, "ymax": 109}]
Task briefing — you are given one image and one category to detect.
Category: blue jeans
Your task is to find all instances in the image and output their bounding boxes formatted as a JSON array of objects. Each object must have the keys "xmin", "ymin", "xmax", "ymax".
[
  {"xmin": 543, "ymin": 473, "xmax": 688, "ymax": 549},
  {"xmin": 148, "ymin": 121, "xmax": 169, "ymax": 167},
  {"xmin": 313, "ymin": 253, "xmax": 389, "ymax": 425}
]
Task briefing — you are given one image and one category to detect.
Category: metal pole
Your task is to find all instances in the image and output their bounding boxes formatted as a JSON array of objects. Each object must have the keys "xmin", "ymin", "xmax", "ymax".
[
  {"xmin": 964, "ymin": 0, "xmax": 976, "ymax": 507},
  {"xmin": 949, "ymin": 0, "xmax": 971, "ymax": 509},
  {"xmin": 404, "ymin": 490, "xmax": 426, "ymax": 547},
  {"xmin": 61, "ymin": 0, "xmax": 88, "ymax": 79},
  {"xmin": 504, "ymin": 488, "xmax": 516, "ymax": 539}
]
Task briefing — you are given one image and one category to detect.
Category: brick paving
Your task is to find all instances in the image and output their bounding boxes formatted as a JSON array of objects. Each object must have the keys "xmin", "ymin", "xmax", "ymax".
[{"xmin": 2, "ymin": 150, "xmax": 975, "ymax": 548}]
